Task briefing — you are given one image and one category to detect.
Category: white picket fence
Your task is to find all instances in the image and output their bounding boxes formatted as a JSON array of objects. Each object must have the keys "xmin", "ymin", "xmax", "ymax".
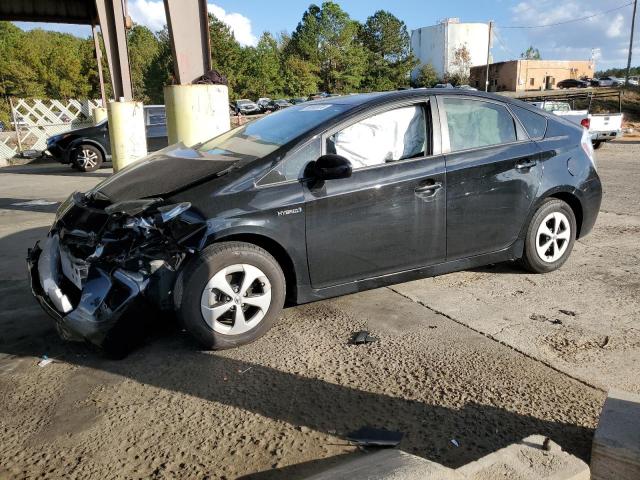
[{"xmin": 0, "ymin": 98, "xmax": 102, "ymax": 162}]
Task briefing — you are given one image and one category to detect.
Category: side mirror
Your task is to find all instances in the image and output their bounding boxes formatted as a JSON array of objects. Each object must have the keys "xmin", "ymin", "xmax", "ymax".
[{"xmin": 313, "ymin": 154, "xmax": 352, "ymax": 180}]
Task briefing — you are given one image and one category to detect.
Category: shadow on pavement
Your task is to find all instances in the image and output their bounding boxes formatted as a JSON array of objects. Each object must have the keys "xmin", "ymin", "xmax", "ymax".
[
  {"xmin": 1, "ymin": 163, "xmax": 111, "ymax": 178},
  {"xmin": 0, "ymin": 227, "xmax": 596, "ymax": 478}
]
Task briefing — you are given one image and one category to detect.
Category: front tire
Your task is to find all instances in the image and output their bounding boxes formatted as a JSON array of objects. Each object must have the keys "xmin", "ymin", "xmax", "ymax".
[
  {"xmin": 176, "ymin": 242, "xmax": 286, "ymax": 350},
  {"xmin": 593, "ymin": 141, "xmax": 604, "ymax": 150},
  {"xmin": 520, "ymin": 199, "xmax": 576, "ymax": 273},
  {"xmin": 72, "ymin": 144, "xmax": 103, "ymax": 172}
]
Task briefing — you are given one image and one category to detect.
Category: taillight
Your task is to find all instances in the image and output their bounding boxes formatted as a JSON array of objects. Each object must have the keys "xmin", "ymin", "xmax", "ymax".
[
  {"xmin": 580, "ymin": 118, "xmax": 590, "ymax": 129},
  {"xmin": 581, "ymin": 129, "xmax": 597, "ymax": 171}
]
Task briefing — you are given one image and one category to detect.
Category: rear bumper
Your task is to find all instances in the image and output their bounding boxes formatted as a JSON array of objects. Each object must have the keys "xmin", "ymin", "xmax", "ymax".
[
  {"xmin": 577, "ymin": 176, "xmax": 603, "ymax": 239},
  {"xmin": 27, "ymin": 236, "xmax": 147, "ymax": 345},
  {"xmin": 591, "ymin": 130, "xmax": 622, "ymax": 142}
]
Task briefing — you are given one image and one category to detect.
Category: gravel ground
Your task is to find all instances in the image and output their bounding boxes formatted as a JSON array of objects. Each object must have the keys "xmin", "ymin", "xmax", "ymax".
[
  {"xmin": 392, "ymin": 140, "xmax": 640, "ymax": 394},
  {"xmin": 0, "ymin": 142, "xmax": 635, "ymax": 479}
]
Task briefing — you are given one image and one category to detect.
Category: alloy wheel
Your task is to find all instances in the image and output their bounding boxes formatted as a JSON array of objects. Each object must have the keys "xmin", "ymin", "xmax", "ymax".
[
  {"xmin": 535, "ymin": 211, "xmax": 571, "ymax": 263},
  {"xmin": 200, "ymin": 264, "xmax": 272, "ymax": 335},
  {"xmin": 76, "ymin": 148, "xmax": 98, "ymax": 168}
]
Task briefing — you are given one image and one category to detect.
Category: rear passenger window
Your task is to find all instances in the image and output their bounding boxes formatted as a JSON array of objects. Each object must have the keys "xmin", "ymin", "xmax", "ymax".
[
  {"xmin": 510, "ymin": 105, "xmax": 547, "ymax": 139},
  {"xmin": 443, "ymin": 98, "xmax": 517, "ymax": 152}
]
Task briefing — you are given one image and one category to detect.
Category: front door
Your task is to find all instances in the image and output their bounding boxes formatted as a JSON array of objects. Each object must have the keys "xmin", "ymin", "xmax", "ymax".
[
  {"xmin": 438, "ymin": 96, "xmax": 542, "ymax": 260},
  {"xmin": 305, "ymin": 101, "xmax": 447, "ymax": 289}
]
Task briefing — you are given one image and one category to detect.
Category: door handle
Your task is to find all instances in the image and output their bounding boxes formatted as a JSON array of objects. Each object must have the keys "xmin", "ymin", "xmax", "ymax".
[
  {"xmin": 415, "ymin": 181, "xmax": 442, "ymax": 194},
  {"xmin": 516, "ymin": 159, "xmax": 537, "ymax": 170}
]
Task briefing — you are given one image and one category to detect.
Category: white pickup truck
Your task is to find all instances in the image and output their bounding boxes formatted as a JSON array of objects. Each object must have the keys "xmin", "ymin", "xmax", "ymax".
[{"xmin": 530, "ymin": 101, "xmax": 623, "ymax": 149}]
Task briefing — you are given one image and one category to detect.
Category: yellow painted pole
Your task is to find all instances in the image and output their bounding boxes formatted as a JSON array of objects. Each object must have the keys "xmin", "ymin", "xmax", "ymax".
[
  {"xmin": 107, "ymin": 100, "xmax": 147, "ymax": 172},
  {"xmin": 164, "ymin": 84, "xmax": 231, "ymax": 147},
  {"xmin": 93, "ymin": 107, "xmax": 108, "ymax": 124}
]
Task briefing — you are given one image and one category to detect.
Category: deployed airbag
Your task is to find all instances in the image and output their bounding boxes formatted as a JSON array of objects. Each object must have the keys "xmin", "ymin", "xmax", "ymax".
[{"xmin": 332, "ymin": 105, "xmax": 426, "ymax": 168}]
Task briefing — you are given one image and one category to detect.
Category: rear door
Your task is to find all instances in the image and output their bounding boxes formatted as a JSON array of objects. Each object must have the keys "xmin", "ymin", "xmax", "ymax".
[
  {"xmin": 438, "ymin": 96, "xmax": 543, "ymax": 260},
  {"xmin": 305, "ymin": 98, "xmax": 447, "ymax": 289}
]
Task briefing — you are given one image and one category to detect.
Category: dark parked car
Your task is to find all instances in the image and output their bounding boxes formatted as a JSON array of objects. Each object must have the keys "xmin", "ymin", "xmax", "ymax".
[
  {"xmin": 28, "ymin": 90, "xmax": 601, "ymax": 354},
  {"xmin": 232, "ymin": 99, "xmax": 261, "ymax": 115},
  {"xmin": 557, "ymin": 79, "xmax": 589, "ymax": 89},
  {"xmin": 266, "ymin": 99, "xmax": 292, "ymax": 111},
  {"xmin": 289, "ymin": 97, "xmax": 308, "ymax": 105},
  {"xmin": 45, "ymin": 105, "xmax": 168, "ymax": 172},
  {"xmin": 256, "ymin": 98, "xmax": 272, "ymax": 112}
]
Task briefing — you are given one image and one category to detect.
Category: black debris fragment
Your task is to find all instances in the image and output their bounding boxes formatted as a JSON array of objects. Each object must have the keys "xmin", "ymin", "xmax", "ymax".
[
  {"xmin": 350, "ymin": 331, "xmax": 378, "ymax": 345},
  {"xmin": 346, "ymin": 427, "xmax": 404, "ymax": 448},
  {"xmin": 559, "ymin": 309, "xmax": 577, "ymax": 317}
]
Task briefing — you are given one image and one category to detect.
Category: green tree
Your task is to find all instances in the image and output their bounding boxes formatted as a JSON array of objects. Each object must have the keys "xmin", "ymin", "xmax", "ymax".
[
  {"xmin": 127, "ymin": 24, "xmax": 161, "ymax": 103},
  {"xmin": 289, "ymin": 2, "xmax": 368, "ymax": 93},
  {"xmin": 208, "ymin": 13, "xmax": 243, "ymax": 97},
  {"xmin": 236, "ymin": 32, "xmax": 284, "ymax": 99},
  {"xmin": 359, "ymin": 10, "xmax": 416, "ymax": 91},
  {"xmin": 144, "ymin": 27, "xmax": 172, "ymax": 104},
  {"xmin": 521, "ymin": 46, "xmax": 541, "ymax": 60},
  {"xmin": 413, "ymin": 63, "xmax": 438, "ymax": 88}
]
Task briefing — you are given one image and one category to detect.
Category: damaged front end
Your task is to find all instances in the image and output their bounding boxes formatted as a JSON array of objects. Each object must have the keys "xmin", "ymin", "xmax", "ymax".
[{"xmin": 27, "ymin": 192, "xmax": 207, "ymax": 346}]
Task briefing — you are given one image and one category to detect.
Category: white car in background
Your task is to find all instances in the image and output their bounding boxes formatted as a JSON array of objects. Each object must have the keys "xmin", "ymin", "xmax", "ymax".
[
  {"xmin": 595, "ymin": 76, "xmax": 622, "ymax": 87},
  {"xmin": 530, "ymin": 101, "xmax": 623, "ymax": 149}
]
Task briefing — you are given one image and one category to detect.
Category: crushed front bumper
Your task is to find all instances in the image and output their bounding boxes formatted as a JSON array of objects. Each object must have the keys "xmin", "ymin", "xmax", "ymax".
[{"xmin": 27, "ymin": 235, "xmax": 148, "ymax": 346}]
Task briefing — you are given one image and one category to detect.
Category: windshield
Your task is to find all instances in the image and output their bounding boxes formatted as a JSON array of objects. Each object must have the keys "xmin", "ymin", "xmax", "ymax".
[
  {"xmin": 198, "ymin": 103, "xmax": 350, "ymax": 160},
  {"xmin": 237, "ymin": 100, "xmax": 252, "ymax": 105}
]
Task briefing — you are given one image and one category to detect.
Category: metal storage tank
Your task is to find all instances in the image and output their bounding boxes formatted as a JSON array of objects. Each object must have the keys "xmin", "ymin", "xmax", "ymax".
[{"xmin": 411, "ymin": 18, "xmax": 490, "ymax": 81}]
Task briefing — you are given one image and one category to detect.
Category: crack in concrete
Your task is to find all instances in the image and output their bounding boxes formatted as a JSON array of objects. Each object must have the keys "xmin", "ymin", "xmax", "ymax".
[{"xmin": 386, "ymin": 286, "xmax": 604, "ymax": 392}]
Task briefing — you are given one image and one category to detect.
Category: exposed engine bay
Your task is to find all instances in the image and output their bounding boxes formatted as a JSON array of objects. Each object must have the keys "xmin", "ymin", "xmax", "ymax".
[{"xmin": 27, "ymin": 192, "xmax": 207, "ymax": 349}]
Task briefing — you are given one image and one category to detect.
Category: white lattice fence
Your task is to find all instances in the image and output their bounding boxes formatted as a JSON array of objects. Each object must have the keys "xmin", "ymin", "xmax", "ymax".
[{"xmin": 0, "ymin": 98, "xmax": 102, "ymax": 162}]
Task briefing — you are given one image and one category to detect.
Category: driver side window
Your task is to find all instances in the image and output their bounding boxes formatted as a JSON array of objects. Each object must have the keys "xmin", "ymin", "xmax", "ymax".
[{"xmin": 327, "ymin": 105, "xmax": 427, "ymax": 170}]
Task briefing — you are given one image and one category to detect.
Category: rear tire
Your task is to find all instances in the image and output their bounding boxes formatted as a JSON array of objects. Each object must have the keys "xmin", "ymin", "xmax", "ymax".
[
  {"xmin": 176, "ymin": 241, "xmax": 286, "ymax": 350},
  {"xmin": 72, "ymin": 144, "xmax": 103, "ymax": 172},
  {"xmin": 593, "ymin": 141, "xmax": 604, "ymax": 150},
  {"xmin": 520, "ymin": 199, "xmax": 576, "ymax": 273}
]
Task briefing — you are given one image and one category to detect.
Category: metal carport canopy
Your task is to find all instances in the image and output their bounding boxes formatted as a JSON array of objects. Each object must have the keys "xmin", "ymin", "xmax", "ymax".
[{"xmin": 0, "ymin": 0, "xmax": 97, "ymax": 24}]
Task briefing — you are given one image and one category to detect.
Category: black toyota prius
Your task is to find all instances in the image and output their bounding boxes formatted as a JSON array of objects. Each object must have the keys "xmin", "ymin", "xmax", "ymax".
[{"xmin": 28, "ymin": 90, "xmax": 602, "ymax": 352}]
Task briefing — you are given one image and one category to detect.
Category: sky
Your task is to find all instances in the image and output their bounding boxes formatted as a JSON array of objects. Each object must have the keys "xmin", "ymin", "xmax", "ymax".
[{"xmin": 12, "ymin": 0, "xmax": 640, "ymax": 70}]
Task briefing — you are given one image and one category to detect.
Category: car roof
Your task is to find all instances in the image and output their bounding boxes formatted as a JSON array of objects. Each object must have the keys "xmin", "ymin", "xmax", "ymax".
[{"xmin": 309, "ymin": 89, "xmax": 529, "ymax": 109}]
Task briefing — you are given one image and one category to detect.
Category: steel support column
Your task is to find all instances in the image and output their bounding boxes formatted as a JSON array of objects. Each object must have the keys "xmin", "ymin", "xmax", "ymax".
[
  {"xmin": 95, "ymin": 0, "xmax": 133, "ymax": 100},
  {"xmin": 91, "ymin": 23, "xmax": 108, "ymax": 107},
  {"xmin": 163, "ymin": 0, "xmax": 211, "ymax": 84}
]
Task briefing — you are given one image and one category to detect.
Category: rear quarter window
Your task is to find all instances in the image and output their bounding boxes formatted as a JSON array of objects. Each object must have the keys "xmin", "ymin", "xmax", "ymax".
[{"xmin": 511, "ymin": 105, "xmax": 547, "ymax": 139}]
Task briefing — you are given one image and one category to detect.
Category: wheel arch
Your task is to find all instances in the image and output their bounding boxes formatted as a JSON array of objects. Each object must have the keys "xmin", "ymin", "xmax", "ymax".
[
  {"xmin": 209, "ymin": 232, "xmax": 298, "ymax": 304},
  {"xmin": 526, "ymin": 188, "xmax": 584, "ymax": 239},
  {"xmin": 68, "ymin": 138, "xmax": 107, "ymax": 160},
  {"xmin": 547, "ymin": 191, "xmax": 583, "ymax": 238}
]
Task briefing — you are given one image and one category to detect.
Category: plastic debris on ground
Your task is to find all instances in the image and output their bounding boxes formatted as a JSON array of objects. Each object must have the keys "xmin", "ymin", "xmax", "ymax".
[
  {"xmin": 12, "ymin": 199, "xmax": 58, "ymax": 207},
  {"xmin": 346, "ymin": 427, "xmax": 404, "ymax": 447},
  {"xmin": 37, "ymin": 355, "xmax": 53, "ymax": 367},
  {"xmin": 350, "ymin": 331, "xmax": 378, "ymax": 345},
  {"xmin": 451, "ymin": 439, "xmax": 460, "ymax": 447}
]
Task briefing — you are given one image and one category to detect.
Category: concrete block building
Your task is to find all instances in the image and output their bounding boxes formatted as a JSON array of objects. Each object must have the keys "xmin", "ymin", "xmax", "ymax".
[
  {"xmin": 470, "ymin": 59, "xmax": 595, "ymax": 92},
  {"xmin": 410, "ymin": 18, "xmax": 490, "ymax": 81}
]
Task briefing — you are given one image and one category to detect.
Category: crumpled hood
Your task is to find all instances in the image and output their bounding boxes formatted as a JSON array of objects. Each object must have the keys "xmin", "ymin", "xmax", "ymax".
[{"xmin": 91, "ymin": 143, "xmax": 241, "ymax": 202}]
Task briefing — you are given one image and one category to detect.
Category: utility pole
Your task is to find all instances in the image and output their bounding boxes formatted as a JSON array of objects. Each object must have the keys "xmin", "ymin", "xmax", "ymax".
[
  {"xmin": 485, "ymin": 21, "xmax": 493, "ymax": 92},
  {"xmin": 626, "ymin": 0, "xmax": 638, "ymax": 86}
]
